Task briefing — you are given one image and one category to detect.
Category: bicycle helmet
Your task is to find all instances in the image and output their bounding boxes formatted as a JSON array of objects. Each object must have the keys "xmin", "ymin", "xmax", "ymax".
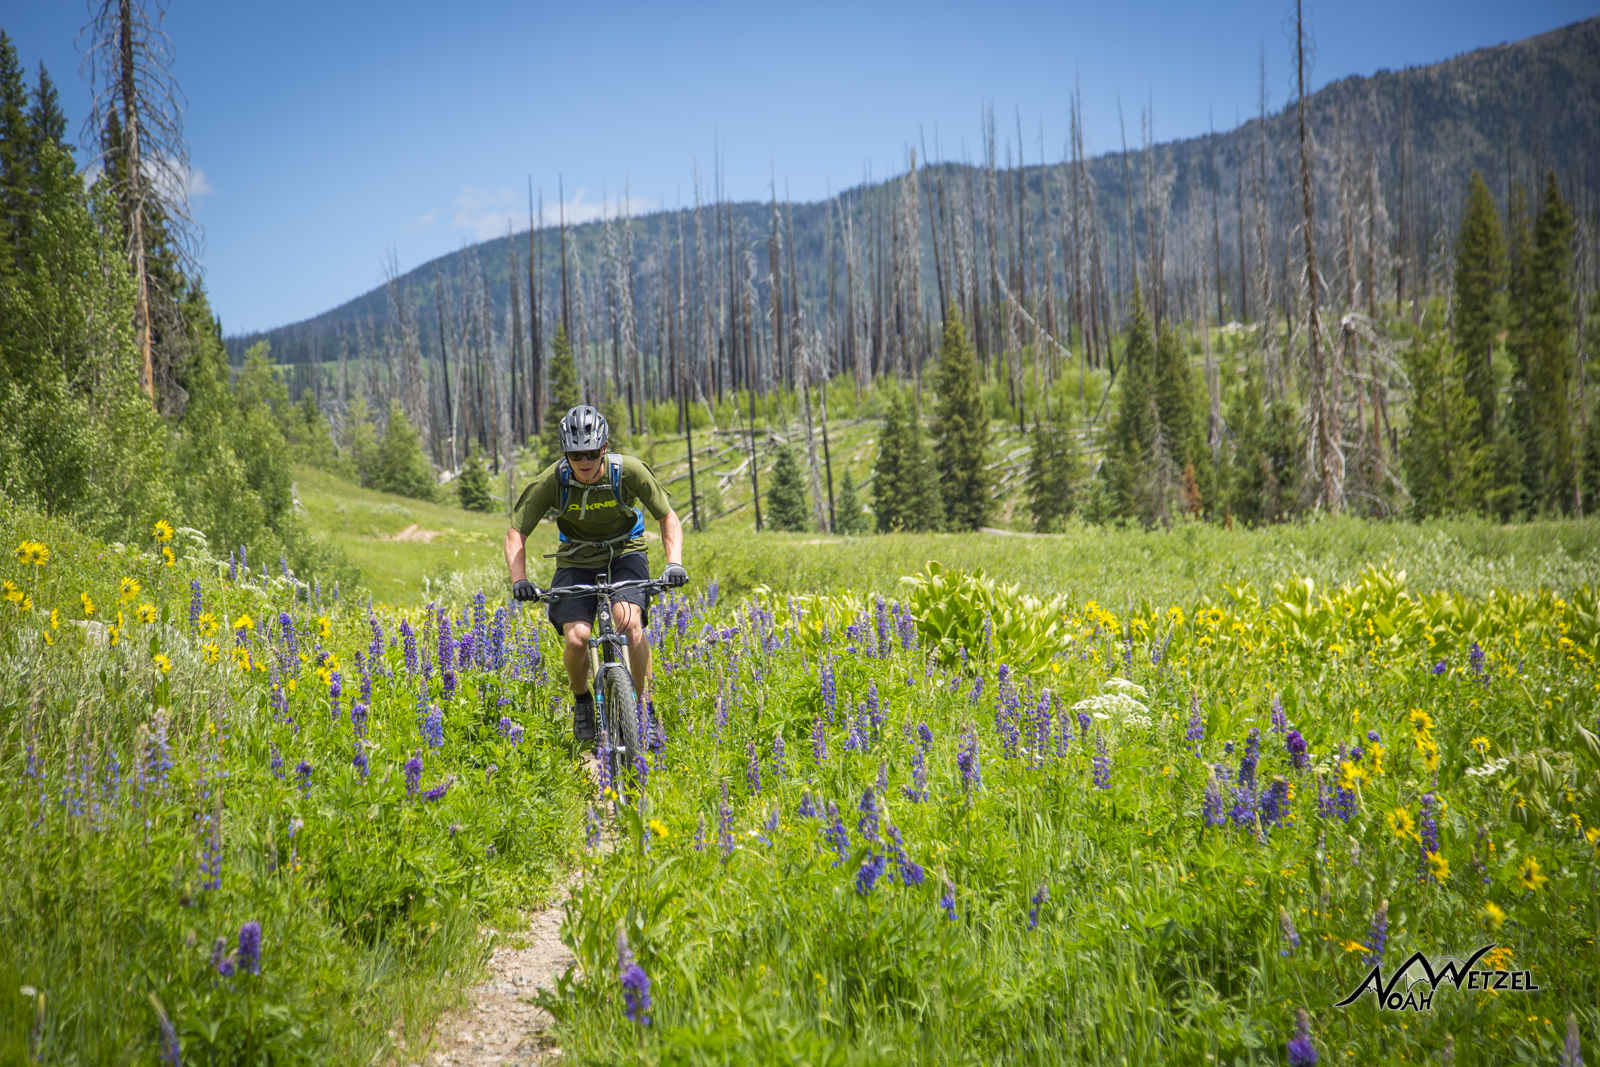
[{"xmin": 559, "ymin": 405, "xmax": 610, "ymax": 453}]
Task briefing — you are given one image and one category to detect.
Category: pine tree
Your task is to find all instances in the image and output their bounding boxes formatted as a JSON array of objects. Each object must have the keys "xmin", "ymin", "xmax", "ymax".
[
  {"xmin": 1225, "ymin": 375, "xmax": 1301, "ymax": 525},
  {"xmin": 834, "ymin": 466, "xmax": 868, "ymax": 535},
  {"xmin": 457, "ymin": 453, "xmax": 494, "ymax": 512},
  {"xmin": 1102, "ymin": 287, "xmax": 1160, "ymax": 523},
  {"xmin": 902, "ymin": 393, "xmax": 945, "ymax": 532},
  {"xmin": 1026, "ymin": 415, "xmax": 1083, "ymax": 532},
  {"xmin": 766, "ymin": 443, "xmax": 810, "ymax": 531},
  {"xmin": 1400, "ymin": 331, "xmax": 1484, "ymax": 517},
  {"xmin": 375, "ymin": 402, "xmax": 439, "ymax": 501},
  {"xmin": 1508, "ymin": 173, "xmax": 1577, "ymax": 513},
  {"xmin": 542, "ymin": 325, "xmax": 580, "ymax": 463},
  {"xmin": 873, "ymin": 390, "xmax": 909, "ymax": 532},
  {"xmin": 931, "ymin": 307, "xmax": 991, "ymax": 530},
  {"xmin": 1453, "ymin": 171, "xmax": 1507, "ymax": 440}
]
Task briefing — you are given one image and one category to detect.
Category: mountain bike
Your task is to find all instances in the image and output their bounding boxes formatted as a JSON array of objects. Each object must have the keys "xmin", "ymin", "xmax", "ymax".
[{"xmin": 532, "ymin": 576, "xmax": 669, "ymax": 790}]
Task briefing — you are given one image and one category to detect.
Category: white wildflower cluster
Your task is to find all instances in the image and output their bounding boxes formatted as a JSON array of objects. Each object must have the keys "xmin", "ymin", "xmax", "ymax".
[{"xmin": 1464, "ymin": 758, "xmax": 1510, "ymax": 779}]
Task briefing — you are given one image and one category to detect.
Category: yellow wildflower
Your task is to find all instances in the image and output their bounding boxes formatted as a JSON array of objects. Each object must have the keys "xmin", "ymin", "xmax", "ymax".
[
  {"xmin": 137, "ymin": 603, "xmax": 158, "ymax": 625},
  {"xmin": 1471, "ymin": 736, "xmax": 1490, "ymax": 756},
  {"xmin": 1482, "ymin": 946, "xmax": 1514, "ymax": 970},
  {"xmin": 1516, "ymin": 856, "xmax": 1548, "ymax": 892},
  {"xmin": 1408, "ymin": 708, "xmax": 1434, "ymax": 734},
  {"xmin": 153, "ymin": 654, "xmax": 171, "ymax": 674},
  {"xmin": 647, "ymin": 819, "xmax": 669, "ymax": 839},
  {"xmin": 1482, "ymin": 901, "xmax": 1507, "ymax": 929},
  {"xmin": 16, "ymin": 541, "xmax": 50, "ymax": 567},
  {"xmin": 1368, "ymin": 744, "xmax": 1385, "ymax": 777},
  {"xmin": 49, "ymin": 608, "xmax": 58, "ymax": 630},
  {"xmin": 161, "ymin": 546, "xmax": 175, "ymax": 567},
  {"xmin": 152, "ymin": 519, "xmax": 174, "ymax": 544},
  {"xmin": 1426, "ymin": 851, "xmax": 1450, "ymax": 881},
  {"xmin": 197, "ymin": 611, "xmax": 218, "ymax": 636},
  {"xmin": 233, "ymin": 647, "xmax": 252, "ymax": 671},
  {"xmin": 1338, "ymin": 760, "xmax": 1367, "ymax": 790},
  {"xmin": 80, "ymin": 591, "xmax": 96, "ymax": 617},
  {"xmin": 233, "ymin": 613, "xmax": 254, "ymax": 632},
  {"xmin": 286, "ymin": 679, "xmax": 297, "ymax": 692},
  {"xmin": 318, "ymin": 616, "xmax": 332, "ymax": 640},
  {"xmin": 108, "ymin": 625, "xmax": 120, "ymax": 646},
  {"xmin": 42, "ymin": 631, "xmax": 52, "ymax": 646},
  {"xmin": 202, "ymin": 642, "xmax": 220, "ymax": 665},
  {"xmin": 1389, "ymin": 807, "xmax": 1419, "ymax": 842},
  {"xmin": 1340, "ymin": 939, "xmax": 1367, "ymax": 954},
  {"xmin": 119, "ymin": 577, "xmax": 141, "ymax": 603}
]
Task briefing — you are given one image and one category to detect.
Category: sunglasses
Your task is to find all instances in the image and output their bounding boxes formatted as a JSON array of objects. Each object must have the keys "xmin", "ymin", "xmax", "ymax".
[{"xmin": 566, "ymin": 449, "xmax": 604, "ymax": 463}]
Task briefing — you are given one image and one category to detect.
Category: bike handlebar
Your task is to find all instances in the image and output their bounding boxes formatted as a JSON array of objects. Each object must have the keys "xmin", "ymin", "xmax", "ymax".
[{"xmin": 530, "ymin": 577, "xmax": 674, "ymax": 604}]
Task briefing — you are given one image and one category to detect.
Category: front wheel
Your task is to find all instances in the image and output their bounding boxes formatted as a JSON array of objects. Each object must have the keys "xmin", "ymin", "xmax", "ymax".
[{"xmin": 602, "ymin": 665, "xmax": 642, "ymax": 777}]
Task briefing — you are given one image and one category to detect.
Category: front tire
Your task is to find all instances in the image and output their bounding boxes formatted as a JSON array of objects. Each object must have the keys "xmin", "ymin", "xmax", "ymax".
[{"xmin": 603, "ymin": 665, "xmax": 642, "ymax": 775}]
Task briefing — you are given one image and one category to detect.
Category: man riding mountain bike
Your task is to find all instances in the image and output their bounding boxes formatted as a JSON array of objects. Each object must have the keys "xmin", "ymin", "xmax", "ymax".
[{"xmin": 504, "ymin": 405, "xmax": 687, "ymax": 742}]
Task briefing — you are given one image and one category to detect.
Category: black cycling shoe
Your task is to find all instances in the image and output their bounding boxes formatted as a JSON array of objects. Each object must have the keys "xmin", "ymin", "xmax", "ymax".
[{"xmin": 572, "ymin": 693, "xmax": 597, "ymax": 742}]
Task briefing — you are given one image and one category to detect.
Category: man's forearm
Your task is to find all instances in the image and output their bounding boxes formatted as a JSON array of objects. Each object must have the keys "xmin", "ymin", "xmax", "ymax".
[
  {"xmin": 660, "ymin": 512, "xmax": 683, "ymax": 565},
  {"xmin": 504, "ymin": 528, "xmax": 528, "ymax": 582}
]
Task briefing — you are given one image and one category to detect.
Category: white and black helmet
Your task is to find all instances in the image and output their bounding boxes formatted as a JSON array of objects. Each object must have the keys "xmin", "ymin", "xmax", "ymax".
[{"xmin": 559, "ymin": 405, "xmax": 609, "ymax": 453}]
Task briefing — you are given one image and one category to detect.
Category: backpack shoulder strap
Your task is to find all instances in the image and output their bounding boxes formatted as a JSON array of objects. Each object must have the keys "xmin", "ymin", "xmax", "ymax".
[
  {"xmin": 607, "ymin": 453, "xmax": 626, "ymax": 505},
  {"xmin": 556, "ymin": 458, "xmax": 574, "ymax": 511}
]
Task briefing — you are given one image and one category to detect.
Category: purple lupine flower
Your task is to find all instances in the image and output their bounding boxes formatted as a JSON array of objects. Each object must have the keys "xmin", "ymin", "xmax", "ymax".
[
  {"xmin": 857, "ymin": 788, "xmax": 880, "ymax": 843},
  {"xmin": 270, "ymin": 744, "xmax": 284, "ymax": 780},
  {"xmin": 812, "ymin": 717, "xmax": 828, "ymax": 764},
  {"xmin": 1260, "ymin": 779, "xmax": 1291, "ymax": 827},
  {"xmin": 1185, "ymin": 697, "xmax": 1206, "ymax": 746},
  {"xmin": 351, "ymin": 700, "xmax": 369, "ymax": 737},
  {"xmin": 229, "ymin": 553, "xmax": 238, "ymax": 583},
  {"xmin": 1562, "ymin": 1014, "xmax": 1583, "ymax": 1067},
  {"xmin": 798, "ymin": 790, "xmax": 818, "ymax": 818},
  {"xmin": 457, "ymin": 634, "xmax": 475, "ymax": 670},
  {"xmin": 875, "ymin": 759, "xmax": 888, "ymax": 792},
  {"xmin": 279, "ymin": 612, "xmax": 299, "ymax": 673},
  {"xmin": 899, "ymin": 609, "xmax": 917, "ymax": 651},
  {"xmin": 820, "ymin": 661, "xmax": 837, "ymax": 720},
  {"xmin": 874, "ymin": 596, "xmax": 891, "ymax": 656},
  {"xmin": 1469, "ymin": 642, "xmax": 1486, "ymax": 678},
  {"xmin": 967, "ymin": 675, "xmax": 984, "ymax": 705},
  {"xmin": 404, "ymin": 754, "xmax": 424, "ymax": 796},
  {"xmin": 581, "ymin": 805, "xmax": 600, "ymax": 850},
  {"xmin": 1285, "ymin": 730, "xmax": 1309, "ymax": 770},
  {"xmin": 401, "ymin": 619, "xmax": 418, "ymax": 674},
  {"xmin": 442, "ymin": 669, "xmax": 457, "ymax": 702},
  {"xmin": 212, "ymin": 936, "xmax": 235, "ymax": 978},
  {"xmin": 940, "ymin": 882, "xmax": 958, "ymax": 921},
  {"xmin": 189, "ymin": 580, "xmax": 202, "ymax": 629},
  {"xmin": 1364, "ymin": 899, "xmax": 1388, "ymax": 966},
  {"xmin": 238, "ymin": 921, "xmax": 262, "ymax": 975},
  {"xmin": 1092, "ymin": 734, "xmax": 1111, "ymax": 790},
  {"xmin": 295, "ymin": 760, "xmax": 312, "ymax": 796},
  {"xmin": 1270, "ymin": 693, "xmax": 1287, "ymax": 733},
  {"xmin": 844, "ymin": 710, "xmax": 864, "ymax": 753},
  {"xmin": 865, "ymin": 683, "xmax": 882, "ymax": 739},
  {"xmin": 917, "ymin": 721, "xmax": 933, "ymax": 749},
  {"xmin": 424, "ymin": 778, "xmax": 451, "ymax": 802},
  {"xmin": 1239, "ymin": 728, "xmax": 1260, "ymax": 789},
  {"xmin": 772, "ymin": 734, "xmax": 787, "ymax": 780},
  {"xmin": 423, "ymin": 703, "xmax": 443, "ymax": 748},
  {"xmin": 155, "ymin": 1000, "xmax": 181, "ymax": 1066},
  {"xmin": 957, "ymin": 727, "xmax": 981, "ymax": 794},
  {"xmin": 1202, "ymin": 780, "xmax": 1226, "ymax": 827},
  {"xmin": 855, "ymin": 852, "xmax": 888, "ymax": 894},
  {"xmin": 823, "ymin": 801, "xmax": 850, "ymax": 865},
  {"xmin": 352, "ymin": 742, "xmax": 369, "ymax": 780},
  {"xmin": 1028, "ymin": 883, "xmax": 1049, "ymax": 930},
  {"xmin": 884, "ymin": 824, "xmax": 924, "ymax": 885},
  {"xmin": 694, "ymin": 813, "xmax": 706, "ymax": 852},
  {"xmin": 1367, "ymin": 729, "xmax": 1380, "ymax": 743},
  {"xmin": 438, "ymin": 613, "xmax": 453, "ymax": 671},
  {"xmin": 596, "ymin": 730, "xmax": 613, "ymax": 795},
  {"xmin": 1076, "ymin": 710, "xmax": 1091, "ymax": 735},
  {"xmin": 634, "ymin": 754, "xmax": 649, "ymax": 789},
  {"xmin": 1287, "ymin": 1007, "xmax": 1317, "ymax": 1066},
  {"xmin": 367, "ymin": 615, "xmax": 383, "ymax": 664},
  {"xmin": 718, "ymin": 781, "xmax": 734, "ymax": 862},
  {"xmin": 746, "ymin": 741, "xmax": 762, "ymax": 795},
  {"xmin": 1279, "ymin": 906, "xmax": 1301, "ymax": 957},
  {"xmin": 617, "ymin": 931, "xmax": 652, "ymax": 1026},
  {"xmin": 328, "ymin": 671, "xmax": 342, "ymax": 723},
  {"xmin": 1431, "ymin": 659, "xmax": 1448, "ymax": 675},
  {"xmin": 1419, "ymin": 792, "xmax": 1440, "ymax": 854},
  {"xmin": 1350, "ymin": 745, "xmax": 1365, "ymax": 763},
  {"xmin": 498, "ymin": 716, "xmax": 515, "ymax": 738},
  {"xmin": 902, "ymin": 745, "xmax": 927, "ymax": 802}
]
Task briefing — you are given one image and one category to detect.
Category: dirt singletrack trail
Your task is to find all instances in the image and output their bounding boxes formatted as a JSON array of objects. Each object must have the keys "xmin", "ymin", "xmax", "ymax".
[{"xmin": 407, "ymin": 891, "xmax": 575, "ymax": 1066}]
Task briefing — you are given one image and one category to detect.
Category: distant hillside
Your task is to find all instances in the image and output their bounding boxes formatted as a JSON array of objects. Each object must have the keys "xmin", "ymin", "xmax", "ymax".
[{"xmin": 228, "ymin": 16, "xmax": 1600, "ymax": 369}]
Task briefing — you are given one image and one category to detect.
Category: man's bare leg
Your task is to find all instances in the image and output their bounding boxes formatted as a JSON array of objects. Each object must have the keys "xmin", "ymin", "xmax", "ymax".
[{"xmin": 562, "ymin": 621, "xmax": 592, "ymax": 694}]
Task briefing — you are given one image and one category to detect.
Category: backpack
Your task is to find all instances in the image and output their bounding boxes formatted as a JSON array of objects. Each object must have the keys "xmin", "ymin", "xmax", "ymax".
[{"xmin": 554, "ymin": 453, "xmax": 645, "ymax": 547}]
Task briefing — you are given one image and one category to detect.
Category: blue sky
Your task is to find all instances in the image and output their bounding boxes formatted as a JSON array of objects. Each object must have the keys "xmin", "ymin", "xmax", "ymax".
[{"xmin": 6, "ymin": 0, "xmax": 1593, "ymax": 334}]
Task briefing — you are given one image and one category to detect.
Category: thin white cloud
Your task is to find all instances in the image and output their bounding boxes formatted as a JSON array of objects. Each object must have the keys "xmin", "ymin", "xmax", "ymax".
[
  {"xmin": 451, "ymin": 184, "xmax": 656, "ymax": 239},
  {"xmin": 148, "ymin": 157, "xmax": 211, "ymax": 204},
  {"xmin": 403, "ymin": 207, "xmax": 437, "ymax": 233}
]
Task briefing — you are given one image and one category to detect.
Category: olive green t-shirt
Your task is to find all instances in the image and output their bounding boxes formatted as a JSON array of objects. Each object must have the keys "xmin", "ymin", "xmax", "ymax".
[{"xmin": 512, "ymin": 454, "xmax": 674, "ymax": 568}]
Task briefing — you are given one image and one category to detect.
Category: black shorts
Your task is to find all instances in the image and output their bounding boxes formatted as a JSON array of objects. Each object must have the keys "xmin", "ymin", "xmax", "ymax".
[{"xmin": 547, "ymin": 551, "xmax": 651, "ymax": 636}]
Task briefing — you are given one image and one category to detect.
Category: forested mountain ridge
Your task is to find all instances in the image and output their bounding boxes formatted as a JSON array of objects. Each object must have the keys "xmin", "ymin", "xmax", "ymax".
[{"xmin": 230, "ymin": 16, "xmax": 1600, "ymax": 369}]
